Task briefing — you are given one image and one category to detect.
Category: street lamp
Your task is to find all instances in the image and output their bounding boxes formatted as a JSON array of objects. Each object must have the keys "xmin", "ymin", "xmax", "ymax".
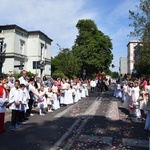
[{"xmin": 56, "ymin": 43, "xmax": 62, "ymax": 51}]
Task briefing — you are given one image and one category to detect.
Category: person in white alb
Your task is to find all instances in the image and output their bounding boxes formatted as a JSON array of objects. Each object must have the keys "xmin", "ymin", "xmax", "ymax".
[{"xmin": 9, "ymin": 80, "xmax": 22, "ymax": 130}]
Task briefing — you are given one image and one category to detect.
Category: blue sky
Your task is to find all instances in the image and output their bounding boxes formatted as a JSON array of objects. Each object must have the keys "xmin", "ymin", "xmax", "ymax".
[{"xmin": 0, "ymin": 0, "xmax": 139, "ymax": 72}]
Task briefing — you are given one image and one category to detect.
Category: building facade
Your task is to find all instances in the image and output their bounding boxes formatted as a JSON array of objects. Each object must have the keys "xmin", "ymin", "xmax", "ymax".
[
  {"xmin": 0, "ymin": 25, "xmax": 52, "ymax": 78},
  {"xmin": 127, "ymin": 40, "xmax": 139, "ymax": 74},
  {"xmin": 119, "ymin": 57, "xmax": 127, "ymax": 75}
]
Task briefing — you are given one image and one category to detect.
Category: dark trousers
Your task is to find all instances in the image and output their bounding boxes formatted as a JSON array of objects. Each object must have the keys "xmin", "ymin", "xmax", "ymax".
[
  {"xmin": 18, "ymin": 111, "xmax": 25, "ymax": 122},
  {"xmin": 91, "ymin": 87, "xmax": 95, "ymax": 92},
  {"xmin": 26, "ymin": 99, "xmax": 34, "ymax": 116},
  {"xmin": 11, "ymin": 110, "xmax": 19, "ymax": 126},
  {"xmin": 0, "ymin": 113, "xmax": 5, "ymax": 133}
]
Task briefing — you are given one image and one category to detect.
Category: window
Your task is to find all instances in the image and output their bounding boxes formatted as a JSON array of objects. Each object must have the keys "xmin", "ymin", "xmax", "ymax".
[
  {"xmin": 41, "ymin": 43, "xmax": 44, "ymax": 60},
  {"xmin": 0, "ymin": 40, "xmax": 3, "ymax": 53},
  {"xmin": 20, "ymin": 40, "xmax": 25, "ymax": 55}
]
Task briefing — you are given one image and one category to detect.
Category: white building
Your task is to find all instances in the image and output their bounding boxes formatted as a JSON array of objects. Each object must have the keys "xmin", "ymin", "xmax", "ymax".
[
  {"xmin": 119, "ymin": 57, "xmax": 127, "ymax": 75},
  {"xmin": 127, "ymin": 40, "xmax": 139, "ymax": 74},
  {"xmin": 0, "ymin": 24, "xmax": 52, "ymax": 77}
]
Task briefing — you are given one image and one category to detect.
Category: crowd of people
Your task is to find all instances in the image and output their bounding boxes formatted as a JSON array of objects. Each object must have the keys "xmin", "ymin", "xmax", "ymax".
[
  {"xmin": 113, "ymin": 77, "xmax": 150, "ymax": 131},
  {"xmin": 1, "ymin": 70, "xmax": 149, "ymax": 134},
  {"xmin": 0, "ymin": 70, "xmax": 90, "ymax": 132}
]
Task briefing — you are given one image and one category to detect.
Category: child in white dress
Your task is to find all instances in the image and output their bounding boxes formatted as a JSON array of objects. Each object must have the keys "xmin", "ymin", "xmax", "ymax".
[
  {"xmin": 52, "ymin": 82, "xmax": 60, "ymax": 110},
  {"xmin": 46, "ymin": 88, "xmax": 54, "ymax": 112},
  {"xmin": 38, "ymin": 86, "xmax": 47, "ymax": 116}
]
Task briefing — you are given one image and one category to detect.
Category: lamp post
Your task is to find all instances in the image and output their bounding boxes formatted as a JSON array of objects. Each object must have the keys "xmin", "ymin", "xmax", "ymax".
[{"xmin": 56, "ymin": 43, "xmax": 62, "ymax": 51}]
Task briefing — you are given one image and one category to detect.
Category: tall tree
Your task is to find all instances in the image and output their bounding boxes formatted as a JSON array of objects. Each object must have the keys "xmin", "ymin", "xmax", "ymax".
[
  {"xmin": 129, "ymin": 0, "xmax": 150, "ymax": 39},
  {"xmin": 72, "ymin": 19, "xmax": 113, "ymax": 76},
  {"xmin": 129, "ymin": 0, "xmax": 150, "ymax": 75}
]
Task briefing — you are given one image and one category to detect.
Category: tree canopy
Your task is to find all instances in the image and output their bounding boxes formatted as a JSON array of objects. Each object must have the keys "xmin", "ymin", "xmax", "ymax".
[
  {"xmin": 129, "ymin": 0, "xmax": 150, "ymax": 76},
  {"xmin": 72, "ymin": 19, "xmax": 113, "ymax": 77},
  {"xmin": 51, "ymin": 19, "xmax": 113, "ymax": 78},
  {"xmin": 51, "ymin": 48, "xmax": 79, "ymax": 78}
]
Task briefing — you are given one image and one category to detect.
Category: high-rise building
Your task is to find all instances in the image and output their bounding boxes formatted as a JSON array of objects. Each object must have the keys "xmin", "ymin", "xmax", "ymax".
[
  {"xmin": 119, "ymin": 57, "xmax": 127, "ymax": 76},
  {"xmin": 127, "ymin": 40, "xmax": 139, "ymax": 74}
]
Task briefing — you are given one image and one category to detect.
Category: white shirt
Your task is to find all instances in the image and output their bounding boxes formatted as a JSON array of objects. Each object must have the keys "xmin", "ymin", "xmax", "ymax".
[{"xmin": 9, "ymin": 87, "xmax": 22, "ymax": 110}]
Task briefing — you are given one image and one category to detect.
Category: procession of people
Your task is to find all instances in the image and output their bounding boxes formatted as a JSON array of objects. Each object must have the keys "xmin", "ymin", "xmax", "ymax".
[
  {"xmin": 0, "ymin": 70, "xmax": 90, "ymax": 132},
  {"xmin": 113, "ymin": 77, "xmax": 150, "ymax": 131},
  {"xmin": 0, "ymin": 70, "xmax": 150, "ymax": 134}
]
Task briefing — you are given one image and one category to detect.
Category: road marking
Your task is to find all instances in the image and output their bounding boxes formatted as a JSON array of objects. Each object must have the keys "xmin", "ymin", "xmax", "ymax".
[
  {"xmin": 79, "ymin": 135, "xmax": 112, "ymax": 145},
  {"xmin": 122, "ymin": 138, "xmax": 149, "ymax": 148},
  {"xmin": 62, "ymin": 97, "xmax": 102, "ymax": 150},
  {"xmin": 81, "ymin": 97, "xmax": 102, "ymax": 118},
  {"xmin": 106, "ymin": 101, "xmax": 120, "ymax": 120},
  {"xmin": 50, "ymin": 97, "xmax": 101, "ymax": 150},
  {"xmin": 49, "ymin": 118, "xmax": 81, "ymax": 150},
  {"xmin": 54, "ymin": 101, "xmax": 80, "ymax": 118}
]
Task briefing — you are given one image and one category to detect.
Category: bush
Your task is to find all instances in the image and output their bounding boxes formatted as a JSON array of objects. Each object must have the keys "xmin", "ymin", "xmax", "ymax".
[
  {"xmin": 13, "ymin": 71, "xmax": 35, "ymax": 79},
  {"xmin": 52, "ymin": 71, "xmax": 67, "ymax": 79}
]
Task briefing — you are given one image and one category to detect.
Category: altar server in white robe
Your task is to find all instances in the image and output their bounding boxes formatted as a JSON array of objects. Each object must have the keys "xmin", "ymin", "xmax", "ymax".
[{"xmin": 9, "ymin": 80, "xmax": 22, "ymax": 130}]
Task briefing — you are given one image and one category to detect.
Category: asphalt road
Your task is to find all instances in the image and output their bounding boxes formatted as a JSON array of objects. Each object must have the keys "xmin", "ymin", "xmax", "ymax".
[{"xmin": 0, "ymin": 87, "xmax": 150, "ymax": 150}]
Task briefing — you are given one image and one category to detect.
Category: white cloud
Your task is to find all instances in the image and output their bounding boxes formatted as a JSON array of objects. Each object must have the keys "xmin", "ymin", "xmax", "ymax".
[{"xmin": 0, "ymin": 0, "xmax": 97, "ymax": 56}]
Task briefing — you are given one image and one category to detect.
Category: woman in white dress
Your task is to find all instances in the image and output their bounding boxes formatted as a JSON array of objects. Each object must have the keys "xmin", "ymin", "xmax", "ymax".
[
  {"xmin": 76, "ymin": 81, "xmax": 81, "ymax": 101},
  {"xmin": 83, "ymin": 81, "xmax": 89, "ymax": 97},
  {"xmin": 138, "ymin": 84, "xmax": 147, "ymax": 120},
  {"xmin": 116, "ymin": 80, "xmax": 122, "ymax": 99},
  {"xmin": 66, "ymin": 83, "xmax": 74, "ymax": 104},
  {"xmin": 72, "ymin": 82, "xmax": 79, "ymax": 103},
  {"xmin": 122, "ymin": 81, "xmax": 128, "ymax": 110},
  {"xmin": 130, "ymin": 81, "xmax": 140, "ymax": 118},
  {"xmin": 60, "ymin": 78, "xmax": 69, "ymax": 106},
  {"xmin": 80, "ymin": 82, "xmax": 86, "ymax": 98},
  {"xmin": 127, "ymin": 81, "xmax": 134, "ymax": 113}
]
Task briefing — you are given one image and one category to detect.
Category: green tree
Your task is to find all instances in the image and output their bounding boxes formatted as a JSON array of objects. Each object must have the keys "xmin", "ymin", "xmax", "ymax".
[
  {"xmin": 72, "ymin": 19, "xmax": 113, "ymax": 77},
  {"xmin": 129, "ymin": 0, "xmax": 150, "ymax": 75},
  {"xmin": 129, "ymin": 0, "xmax": 150, "ymax": 39},
  {"xmin": 111, "ymin": 71, "xmax": 119, "ymax": 78},
  {"xmin": 51, "ymin": 48, "xmax": 79, "ymax": 78}
]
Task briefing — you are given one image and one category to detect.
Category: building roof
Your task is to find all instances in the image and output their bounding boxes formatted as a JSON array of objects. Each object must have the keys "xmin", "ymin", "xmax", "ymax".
[
  {"xmin": 0, "ymin": 24, "xmax": 53, "ymax": 43},
  {"xmin": 126, "ymin": 40, "xmax": 140, "ymax": 47},
  {"xmin": 29, "ymin": 31, "xmax": 53, "ymax": 43}
]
